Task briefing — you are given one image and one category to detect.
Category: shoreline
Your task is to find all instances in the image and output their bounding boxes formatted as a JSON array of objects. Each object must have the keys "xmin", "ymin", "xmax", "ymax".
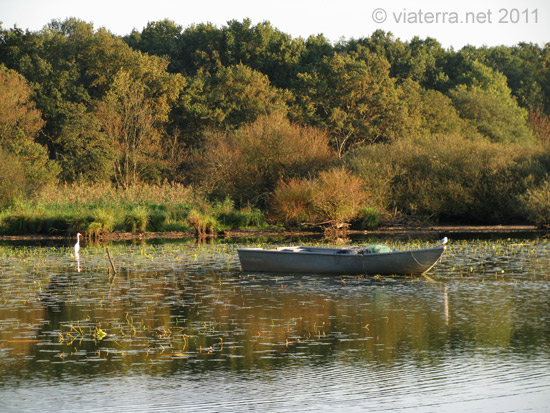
[{"xmin": 0, "ymin": 225, "xmax": 547, "ymax": 242}]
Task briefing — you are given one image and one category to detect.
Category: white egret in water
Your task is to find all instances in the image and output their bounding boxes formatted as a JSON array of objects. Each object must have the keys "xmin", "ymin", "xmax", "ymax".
[{"xmin": 74, "ymin": 232, "xmax": 82, "ymax": 256}]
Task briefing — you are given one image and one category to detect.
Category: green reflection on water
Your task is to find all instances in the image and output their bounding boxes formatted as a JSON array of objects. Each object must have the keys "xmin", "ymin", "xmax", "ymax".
[{"xmin": 1, "ymin": 238, "xmax": 549, "ymax": 381}]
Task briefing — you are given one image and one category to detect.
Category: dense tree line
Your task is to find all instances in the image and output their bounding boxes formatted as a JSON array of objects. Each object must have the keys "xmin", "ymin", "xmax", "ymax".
[{"xmin": 1, "ymin": 18, "xmax": 550, "ymax": 226}]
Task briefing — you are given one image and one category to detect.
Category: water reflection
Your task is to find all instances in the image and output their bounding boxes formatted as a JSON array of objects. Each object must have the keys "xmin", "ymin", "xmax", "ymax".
[{"xmin": 1, "ymin": 238, "xmax": 550, "ymax": 411}]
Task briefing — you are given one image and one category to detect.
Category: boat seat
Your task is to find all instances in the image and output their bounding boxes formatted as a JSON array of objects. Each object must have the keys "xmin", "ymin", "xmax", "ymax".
[
  {"xmin": 336, "ymin": 247, "xmax": 363, "ymax": 255},
  {"xmin": 277, "ymin": 246, "xmax": 310, "ymax": 252}
]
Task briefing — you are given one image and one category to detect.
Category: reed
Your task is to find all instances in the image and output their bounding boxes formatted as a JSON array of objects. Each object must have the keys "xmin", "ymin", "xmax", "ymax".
[{"xmin": 0, "ymin": 182, "xmax": 266, "ymax": 236}]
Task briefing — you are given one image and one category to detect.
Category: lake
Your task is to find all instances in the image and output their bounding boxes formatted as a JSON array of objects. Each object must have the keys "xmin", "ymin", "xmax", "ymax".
[{"xmin": 1, "ymin": 236, "xmax": 549, "ymax": 412}]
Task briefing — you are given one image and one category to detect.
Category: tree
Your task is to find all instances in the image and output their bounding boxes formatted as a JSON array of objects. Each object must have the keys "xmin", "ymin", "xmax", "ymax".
[
  {"xmin": 0, "ymin": 19, "xmax": 95, "ymax": 150},
  {"xmin": 449, "ymin": 60, "xmax": 533, "ymax": 142},
  {"xmin": 299, "ymin": 34, "xmax": 334, "ymax": 71},
  {"xmin": 96, "ymin": 70, "xmax": 163, "ymax": 187},
  {"xmin": 124, "ymin": 19, "xmax": 183, "ymax": 72},
  {"xmin": 0, "ymin": 64, "xmax": 58, "ymax": 189},
  {"xmin": 206, "ymin": 64, "xmax": 290, "ymax": 128},
  {"xmin": 0, "ymin": 64, "xmax": 44, "ymax": 144},
  {"xmin": 0, "ymin": 19, "xmax": 184, "ymax": 183},
  {"xmin": 166, "ymin": 22, "xmax": 225, "ymax": 75},
  {"xmin": 343, "ymin": 31, "xmax": 448, "ymax": 89},
  {"xmin": 0, "ymin": 148, "xmax": 27, "ymax": 206},
  {"xmin": 447, "ymin": 44, "xmax": 550, "ymax": 116},
  {"xmin": 292, "ymin": 50, "xmax": 405, "ymax": 155},
  {"xmin": 221, "ymin": 19, "xmax": 305, "ymax": 88},
  {"xmin": 174, "ymin": 64, "xmax": 289, "ymax": 146},
  {"xmin": 162, "ymin": 19, "xmax": 305, "ymax": 85},
  {"xmin": 399, "ymin": 79, "xmax": 475, "ymax": 137},
  {"xmin": 55, "ymin": 102, "xmax": 114, "ymax": 182}
]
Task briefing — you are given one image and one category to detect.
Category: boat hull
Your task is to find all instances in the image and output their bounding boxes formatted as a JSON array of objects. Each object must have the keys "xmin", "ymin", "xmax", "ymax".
[{"xmin": 237, "ymin": 246, "xmax": 446, "ymax": 275}]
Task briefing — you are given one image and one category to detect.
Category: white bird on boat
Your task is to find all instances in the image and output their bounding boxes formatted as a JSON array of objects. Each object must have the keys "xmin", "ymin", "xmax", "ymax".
[
  {"xmin": 74, "ymin": 232, "xmax": 82, "ymax": 256},
  {"xmin": 440, "ymin": 237, "xmax": 448, "ymax": 245}
]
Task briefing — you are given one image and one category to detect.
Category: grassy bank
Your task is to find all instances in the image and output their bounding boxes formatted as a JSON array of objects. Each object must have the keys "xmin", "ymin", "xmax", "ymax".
[{"xmin": 0, "ymin": 183, "xmax": 267, "ymax": 237}]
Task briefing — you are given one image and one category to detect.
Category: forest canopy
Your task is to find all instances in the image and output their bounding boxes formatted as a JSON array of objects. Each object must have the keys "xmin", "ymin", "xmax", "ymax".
[{"xmin": 1, "ymin": 18, "xmax": 550, "ymax": 228}]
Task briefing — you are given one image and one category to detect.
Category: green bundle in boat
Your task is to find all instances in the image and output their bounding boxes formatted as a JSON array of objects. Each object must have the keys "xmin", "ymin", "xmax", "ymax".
[{"xmin": 364, "ymin": 244, "xmax": 393, "ymax": 254}]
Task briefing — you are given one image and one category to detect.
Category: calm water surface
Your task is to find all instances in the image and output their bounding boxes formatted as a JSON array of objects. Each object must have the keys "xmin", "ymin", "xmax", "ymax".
[{"xmin": 1, "ymin": 237, "xmax": 549, "ymax": 412}]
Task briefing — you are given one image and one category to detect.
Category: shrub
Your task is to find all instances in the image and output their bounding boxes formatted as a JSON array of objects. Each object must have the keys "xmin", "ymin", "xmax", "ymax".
[
  {"xmin": 1, "ymin": 210, "xmax": 42, "ymax": 235},
  {"xmin": 523, "ymin": 180, "xmax": 550, "ymax": 227},
  {"xmin": 85, "ymin": 209, "xmax": 115, "ymax": 237},
  {"xmin": 0, "ymin": 149, "xmax": 27, "ymax": 208},
  {"xmin": 195, "ymin": 112, "xmax": 336, "ymax": 206},
  {"xmin": 528, "ymin": 111, "xmax": 550, "ymax": 144},
  {"xmin": 346, "ymin": 134, "xmax": 549, "ymax": 223},
  {"xmin": 0, "ymin": 182, "xmax": 269, "ymax": 236},
  {"xmin": 311, "ymin": 168, "xmax": 367, "ymax": 226},
  {"xmin": 1, "ymin": 208, "xmax": 72, "ymax": 235},
  {"xmin": 186, "ymin": 210, "xmax": 218, "ymax": 236},
  {"xmin": 343, "ymin": 142, "xmax": 399, "ymax": 216},
  {"xmin": 270, "ymin": 168, "xmax": 367, "ymax": 228},
  {"xmin": 214, "ymin": 199, "xmax": 266, "ymax": 229},
  {"xmin": 86, "ymin": 221, "xmax": 104, "ymax": 238},
  {"xmin": 270, "ymin": 178, "xmax": 314, "ymax": 227},
  {"xmin": 353, "ymin": 207, "xmax": 380, "ymax": 230},
  {"xmin": 123, "ymin": 206, "xmax": 148, "ymax": 233},
  {"xmin": 147, "ymin": 205, "xmax": 168, "ymax": 232}
]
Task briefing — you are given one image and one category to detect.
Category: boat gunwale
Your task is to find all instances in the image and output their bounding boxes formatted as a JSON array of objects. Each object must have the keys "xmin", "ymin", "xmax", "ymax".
[{"xmin": 237, "ymin": 245, "xmax": 446, "ymax": 257}]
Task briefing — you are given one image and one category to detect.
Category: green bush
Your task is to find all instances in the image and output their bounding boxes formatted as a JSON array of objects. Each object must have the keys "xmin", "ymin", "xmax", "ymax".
[
  {"xmin": 523, "ymin": 180, "xmax": 550, "ymax": 227},
  {"xmin": 346, "ymin": 134, "xmax": 549, "ymax": 223},
  {"xmin": 353, "ymin": 207, "xmax": 380, "ymax": 230},
  {"xmin": 147, "ymin": 205, "xmax": 168, "ymax": 232},
  {"xmin": 1, "ymin": 210, "xmax": 41, "ymax": 235},
  {"xmin": 80, "ymin": 208, "xmax": 116, "ymax": 237},
  {"xmin": 0, "ymin": 208, "xmax": 72, "ymax": 235},
  {"xmin": 186, "ymin": 210, "xmax": 218, "ymax": 236},
  {"xmin": 0, "ymin": 182, "xmax": 272, "ymax": 236},
  {"xmin": 217, "ymin": 208, "xmax": 266, "ymax": 229},
  {"xmin": 0, "ymin": 149, "xmax": 27, "ymax": 208},
  {"xmin": 123, "ymin": 206, "xmax": 148, "ymax": 233}
]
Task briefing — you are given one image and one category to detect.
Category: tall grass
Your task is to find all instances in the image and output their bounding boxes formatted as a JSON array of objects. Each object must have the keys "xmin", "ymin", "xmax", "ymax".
[{"xmin": 0, "ymin": 182, "xmax": 267, "ymax": 236}]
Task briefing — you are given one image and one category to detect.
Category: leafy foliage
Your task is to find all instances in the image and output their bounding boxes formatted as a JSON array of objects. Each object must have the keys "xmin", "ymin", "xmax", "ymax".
[
  {"xmin": 346, "ymin": 135, "xmax": 549, "ymax": 223},
  {"xmin": 194, "ymin": 112, "xmax": 335, "ymax": 206},
  {"xmin": 523, "ymin": 179, "xmax": 550, "ymax": 227},
  {"xmin": 174, "ymin": 64, "xmax": 289, "ymax": 144},
  {"xmin": 0, "ymin": 64, "xmax": 59, "ymax": 199},
  {"xmin": 449, "ymin": 61, "xmax": 533, "ymax": 142},
  {"xmin": 1, "ymin": 18, "xmax": 550, "ymax": 228},
  {"xmin": 292, "ymin": 49, "xmax": 406, "ymax": 154}
]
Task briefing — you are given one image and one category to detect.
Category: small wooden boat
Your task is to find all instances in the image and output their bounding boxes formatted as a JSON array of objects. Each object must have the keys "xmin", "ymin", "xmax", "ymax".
[{"xmin": 238, "ymin": 238, "xmax": 447, "ymax": 275}]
